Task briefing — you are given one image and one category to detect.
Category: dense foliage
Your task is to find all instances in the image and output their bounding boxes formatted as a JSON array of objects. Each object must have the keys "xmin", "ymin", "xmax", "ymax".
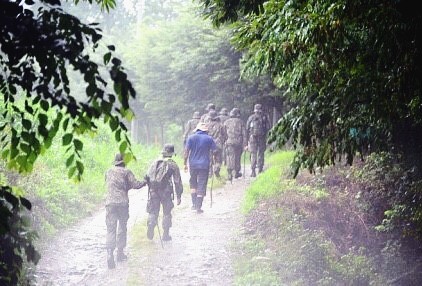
[
  {"xmin": 237, "ymin": 151, "xmax": 422, "ymax": 285},
  {"xmin": 198, "ymin": 0, "xmax": 422, "ymax": 176},
  {"xmin": 115, "ymin": 0, "xmax": 283, "ymax": 146},
  {"xmin": 1, "ymin": 0, "xmax": 138, "ymax": 283}
]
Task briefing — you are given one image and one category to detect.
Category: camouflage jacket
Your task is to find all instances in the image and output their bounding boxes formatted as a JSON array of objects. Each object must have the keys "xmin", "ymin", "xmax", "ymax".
[
  {"xmin": 224, "ymin": 117, "xmax": 247, "ymax": 147},
  {"xmin": 147, "ymin": 157, "xmax": 183, "ymax": 199},
  {"xmin": 200, "ymin": 113, "xmax": 210, "ymax": 123},
  {"xmin": 105, "ymin": 166, "xmax": 146, "ymax": 205},
  {"xmin": 183, "ymin": 118, "xmax": 200, "ymax": 142},
  {"xmin": 208, "ymin": 120, "xmax": 227, "ymax": 149},
  {"xmin": 218, "ymin": 114, "xmax": 230, "ymax": 124},
  {"xmin": 246, "ymin": 113, "xmax": 271, "ymax": 139}
]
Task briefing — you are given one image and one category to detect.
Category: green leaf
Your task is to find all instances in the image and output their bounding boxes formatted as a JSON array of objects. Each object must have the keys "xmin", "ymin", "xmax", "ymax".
[
  {"xmin": 62, "ymin": 133, "xmax": 73, "ymax": 146},
  {"xmin": 20, "ymin": 143, "xmax": 31, "ymax": 154},
  {"xmin": 103, "ymin": 52, "xmax": 112, "ymax": 65},
  {"xmin": 73, "ymin": 139, "xmax": 83, "ymax": 151},
  {"xmin": 66, "ymin": 154, "xmax": 75, "ymax": 167},
  {"xmin": 62, "ymin": 117, "xmax": 70, "ymax": 131},
  {"xmin": 68, "ymin": 166, "xmax": 77, "ymax": 178},
  {"xmin": 25, "ymin": 101, "xmax": 34, "ymax": 114},
  {"xmin": 76, "ymin": 160, "xmax": 84, "ymax": 175},
  {"xmin": 114, "ymin": 129, "xmax": 121, "ymax": 142},
  {"xmin": 22, "ymin": 119, "xmax": 32, "ymax": 130},
  {"xmin": 119, "ymin": 141, "xmax": 127, "ymax": 154},
  {"xmin": 40, "ymin": 100, "xmax": 49, "ymax": 111},
  {"xmin": 38, "ymin": 113, "xmax": 48, "ymax": 127},
  {"xmin": 109, "ymin": 118, "xmax": 118, "ymax": 131}
]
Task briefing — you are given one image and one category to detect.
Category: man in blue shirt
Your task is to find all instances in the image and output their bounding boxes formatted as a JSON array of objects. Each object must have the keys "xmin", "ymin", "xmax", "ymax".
[{"xmin": 184, "ymin": 122, "xmax": 217, "ymax": 213}]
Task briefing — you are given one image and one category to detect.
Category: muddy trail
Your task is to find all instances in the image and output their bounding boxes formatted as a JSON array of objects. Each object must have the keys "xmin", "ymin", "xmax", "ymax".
[{"xmin": 34, "ymin": 170, "xmax": 253, "ymax": 286}]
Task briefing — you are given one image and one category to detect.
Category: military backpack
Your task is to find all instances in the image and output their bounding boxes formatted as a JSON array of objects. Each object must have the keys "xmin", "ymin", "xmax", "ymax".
[
  {"xmin": 249, "ymin": 115, "xmax": 266, "ymax": 136},
  {"xmin": 147, "ymin": 158, "xmax": 171, "ymax": 189}
]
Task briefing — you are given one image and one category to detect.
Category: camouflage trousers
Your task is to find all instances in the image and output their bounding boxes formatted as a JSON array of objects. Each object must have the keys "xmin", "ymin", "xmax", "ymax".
[
  {"xmin": 147, "ymin": 191, "xmax": 174, "ymax": 230},
  {"xmin": 248, "ymin": 135, "xmax": 266, "ymax": 171},
  {"xmin": 211, "ymin": 147, "xmax": 223, "ymax": 175},
  {"xmin": 106, "ymin": 203, "xmax": 129, "ymax": 250},
  {"xmin": 226, "ymin": 144, "xmax": 243, "ymax": 174}
]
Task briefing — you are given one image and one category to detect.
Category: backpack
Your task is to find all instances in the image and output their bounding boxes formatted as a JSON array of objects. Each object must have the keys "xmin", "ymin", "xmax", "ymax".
[
  {"xmin": 226, "ymin": 119, "xmax": 243, "ymax": 145},
  {"xmin": 147, "ymin": 159, "xmax": 170, "ymax": 189},
  {"xmin": 249, "ymin": 115, "xmax": 265, "ymax": 136}
]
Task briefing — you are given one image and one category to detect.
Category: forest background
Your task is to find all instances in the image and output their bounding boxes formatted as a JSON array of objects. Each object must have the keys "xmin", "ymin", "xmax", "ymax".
[{"xmin": 1, "ymin": 0, "xmax": 421, "ymax": 284}]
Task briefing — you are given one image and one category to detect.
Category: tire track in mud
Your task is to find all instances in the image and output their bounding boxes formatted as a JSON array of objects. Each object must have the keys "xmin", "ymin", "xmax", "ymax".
[{"xmin": 34, "ymin": 170, "xmax": 251, "ymax": 286}]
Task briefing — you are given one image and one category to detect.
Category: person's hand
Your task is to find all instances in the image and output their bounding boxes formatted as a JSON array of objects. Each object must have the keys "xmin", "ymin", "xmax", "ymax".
[
  {"xmin": 144, "ymin": 175, "xmax": 150, "ymax": 183},
  {"xmin": 177, "ymin": 197, "xmax": 181, "ymax": 205},
  {"xmin": 184, "ymin": 164, "xmax": 188, "ymax": 173}
]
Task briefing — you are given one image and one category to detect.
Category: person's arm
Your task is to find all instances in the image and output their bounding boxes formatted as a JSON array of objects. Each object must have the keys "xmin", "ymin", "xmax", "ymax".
[
  {"xmin": 127, "ymin": 170, "xmax": 147, "ymax": 190},
  {"xmin": 246, "ymin": 115, "xmax": 252, "ymax": 139},
  {"xmin": 183, "ymin": 145, "xmax": 190, "ymax": 173},
  {"xmin": 171, "ymin": 162, "xmax": 183, "ymax": 205},
  {"xmin": 242, "ymin": 121, "xmax": 248, "ymax": 149}
]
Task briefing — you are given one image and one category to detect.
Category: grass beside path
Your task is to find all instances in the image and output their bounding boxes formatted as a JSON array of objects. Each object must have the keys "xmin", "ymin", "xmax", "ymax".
[
  {"xmin": 242, "ymin": 151, "xmax": 295, "ymax": 213},
  {"xmin": 233, "ymin": 150, "xmax": 387, "ymax": 285}
]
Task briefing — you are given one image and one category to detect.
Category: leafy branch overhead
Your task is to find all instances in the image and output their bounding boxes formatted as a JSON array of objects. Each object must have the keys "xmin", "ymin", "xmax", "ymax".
[
  {"xmin": 199, "ymin": 0, "xmax": 422, "ymax": 175},
  {"xmin": 0, "ymin": 0, "xmax": 137, "ymax": 180}
]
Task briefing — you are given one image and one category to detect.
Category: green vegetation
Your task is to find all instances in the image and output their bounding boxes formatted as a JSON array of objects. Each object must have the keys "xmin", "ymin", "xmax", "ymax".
[
  {"xmin": 242, "ymin": 151, "xmax": 294, "ymax": 213},
  {"xmin": 235, "ymin": 151, "xmax": 422, "ymax": 285},
  {"xmin": 9, "ymin": 124, "xmax": 159, "ymax": 238}
]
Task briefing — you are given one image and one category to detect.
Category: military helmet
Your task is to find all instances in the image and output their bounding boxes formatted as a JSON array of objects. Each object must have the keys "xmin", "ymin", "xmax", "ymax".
[
  {"xmin": 230, "ymin": 107, "xmax": 240, "ymax": 117},
  {"xmin": 219, "ymin": 107, "xmax": 228, "ymax": 115},
  {"xmin": 206, "ymin": 103, "xmax": 216, "ymax": 111},
  {"xmin": 114, "ymin": 153, "xmax": 124, "ymax": 166},
  {"xmin": 162, "ymin": 143, "xmax": 175, "ymax": 157},
  {"xmin": 209, "ymin": 109, "xmax": 219, "ymax": 120},
  {"xmin": 192, "ymin": 111, "xmax": 200, "ymax": 119},
  {"xmin": 254, "ymin": 103, "xmax": 263, "ymax": 112}
]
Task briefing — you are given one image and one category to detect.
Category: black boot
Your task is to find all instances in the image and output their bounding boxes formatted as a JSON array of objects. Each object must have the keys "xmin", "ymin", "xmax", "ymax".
[
  {"xmin": 258, "ymin": 167, "xmax": 263, "ymax": 173},
  {"xmin": 162, "ymin": 229, "xmax": 172, "ymax": 241},
  {"xmin": 214, "ymin": 166, "xmax": 221, "ymax": 178},
  {"xmin": 196, "ymin": 197, "xmax": 204, "ymax": 214},
  {"xmin": 235, "ymin": 172, "xmax": 242, "ymax": 178},
  {"xmin": 147, "ymin": 224, "xmax": 155, "ymax": 240},
  {"xmin": 251, "ymin": 169, "xmax": 256, "ymax": 177},
  {"xmin": 116, "ymin": 248, "xmax": 127, "ymax": 262},
  {"xmin": 191, "ymin": 193, "xmax": 197, "ymax": 210},
  {"xmin": 107, "ymin": 249, "xmax": 115, "ymax": 269}
]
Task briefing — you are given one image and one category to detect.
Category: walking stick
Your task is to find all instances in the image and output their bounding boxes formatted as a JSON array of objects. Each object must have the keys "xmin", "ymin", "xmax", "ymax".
[
  {"xmin": 156, "ymin": 217, "xmax": 164, "ymax": 249},
  {"xmin": 243, "ymin": 150, "xmax": 246, "ymax": 180},
  {"xmin": 209, "ymin": 171, "xmax": 214, "ymax": 208}
]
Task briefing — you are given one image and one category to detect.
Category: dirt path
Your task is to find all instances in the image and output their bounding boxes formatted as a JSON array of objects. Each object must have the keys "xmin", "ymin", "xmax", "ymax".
[{"xmin": 34, "ymin": 170, "xmax": 252, "ymax": 286}]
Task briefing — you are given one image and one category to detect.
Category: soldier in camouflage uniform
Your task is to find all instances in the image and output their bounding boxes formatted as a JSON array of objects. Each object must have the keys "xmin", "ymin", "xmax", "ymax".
[
  {"xmin": 200, "ymin": 103, "xmax": 216, "ymax": 123},
  {"xmin": 224, "ymin": 108, "xmax": 247, "ymax": 180},
  {"xmin": 146, "ymin": 144, "xmax": 183, "ymax": 241},
  {"xmin": 183, "ymin": 111, "xmax": 201, "ymax": 145},
  {"xmin": 105, "ymin": 154, "xmax": 147, "ymax": 269},
  {"xmin": 218, "ymin": 107, "xmax": 230, "ymax": 123},
  {"xmin": 246, "ymin": 104, "xmax": 271, "ymax": 177},
  {"xmin": 207, "ymin": 110, "xmax": 227, "ymax": 177},
  {"xmin": 218, "ymin": 107, "xmax": 230, "ymax": 165}
]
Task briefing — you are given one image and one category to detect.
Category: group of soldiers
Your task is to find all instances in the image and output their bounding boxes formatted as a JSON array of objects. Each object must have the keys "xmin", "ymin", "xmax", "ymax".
[
  {"xmin": 104, "ymin": 102, "xmax": 271, "ymax": 269},
  {"xmin": 183, "ymin": 102, "xmax": 271, "ymax": 179}
]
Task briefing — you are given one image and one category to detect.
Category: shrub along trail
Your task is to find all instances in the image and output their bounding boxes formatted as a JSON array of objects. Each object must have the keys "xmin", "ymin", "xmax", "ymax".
[{"xmin": 34, "ymin": 169, "xmax": 252, "ymax": 285}]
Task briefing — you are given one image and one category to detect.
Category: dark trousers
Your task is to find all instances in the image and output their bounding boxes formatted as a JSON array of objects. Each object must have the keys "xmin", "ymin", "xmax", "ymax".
[{"xmin": 189, "ymin": 168, "xmax": 209, "ymax": 197}]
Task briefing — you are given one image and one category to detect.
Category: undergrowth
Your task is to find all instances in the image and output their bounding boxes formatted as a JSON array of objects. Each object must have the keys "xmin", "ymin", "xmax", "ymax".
[
  {"xmin": 234, "ymin": 150, "xmax": 422, "ymax": 285},
  {"xmin": 3, "ymin": 123, "xmax": 160, "ymax": 239}
]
